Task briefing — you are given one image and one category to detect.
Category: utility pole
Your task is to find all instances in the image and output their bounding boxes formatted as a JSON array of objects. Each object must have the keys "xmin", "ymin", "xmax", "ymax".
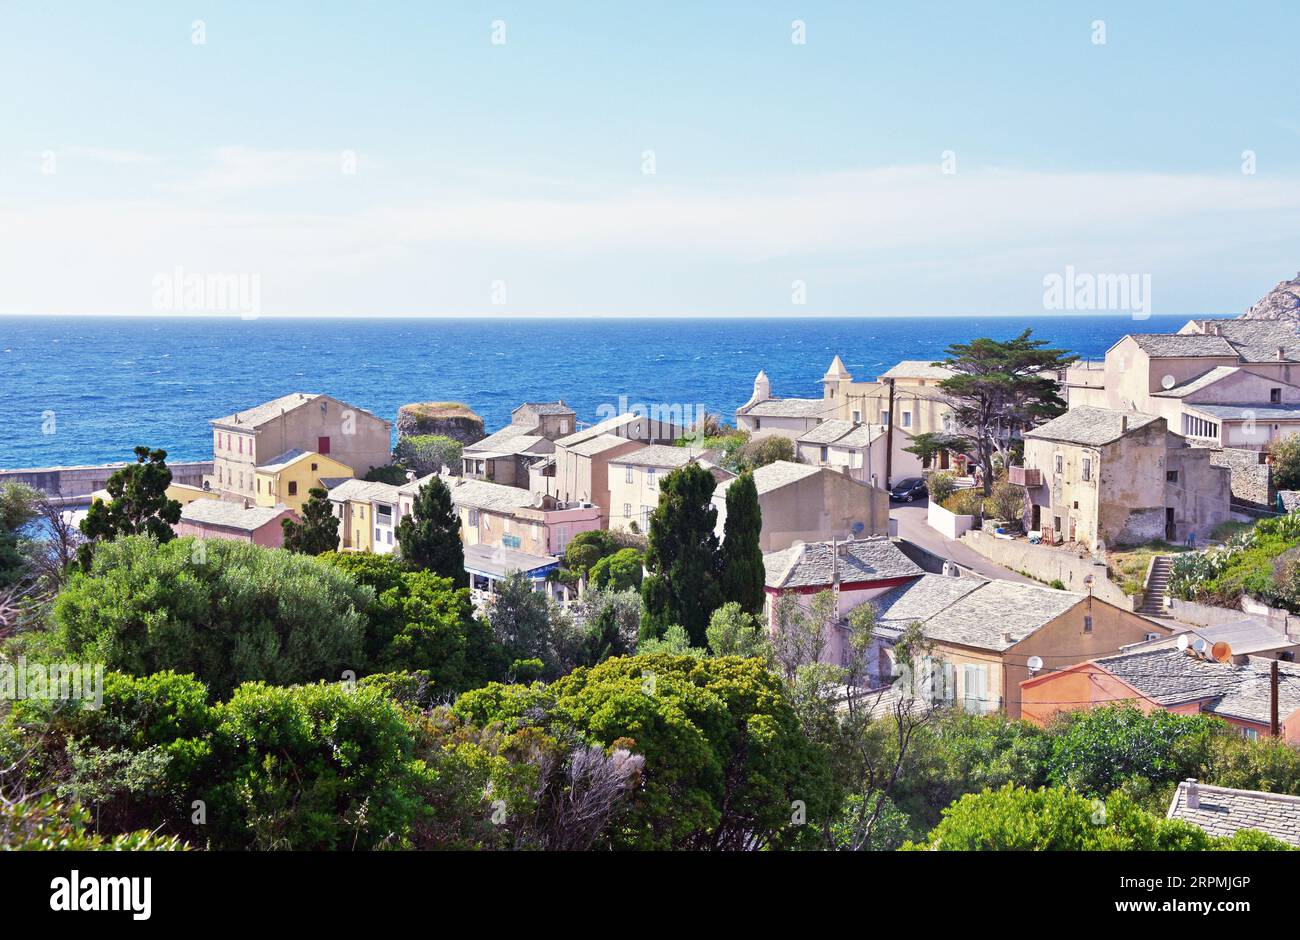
[
  {"xmin": 1271, "ymin": 659, "xmax": 1280, "ymax": 738},
  {"xmin": 884, "ymin": 378, "xmax": 896, "ymax": 488}
]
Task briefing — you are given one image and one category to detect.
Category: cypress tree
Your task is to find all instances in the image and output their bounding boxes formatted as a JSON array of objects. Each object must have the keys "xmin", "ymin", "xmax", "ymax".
[
  {"xmin": 396, "ymin": 476, "xmax": 466, "ymax": 586},
  {"xmin": 282, "ymin": 487, "xmax": 340, "ymax": 555},
  {"xmin": 640, "ymin": 463, "xmax": 722, "ymax": 646},
  {"xmin": 719, "ymin": 470, "xmax": 765, "ymax": 615}
]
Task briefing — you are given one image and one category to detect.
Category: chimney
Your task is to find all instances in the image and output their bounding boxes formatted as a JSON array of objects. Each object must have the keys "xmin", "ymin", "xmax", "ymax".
[
  {"xmin": 405, "ymin": 470, "xmax": 417, "ymax": 483},
  {"xmin": 1277, "ymin": 346, "xmax": 1287, "ymax": 361},
  {"xmin": 1184, "ymin": 779, "xmax": 1200, "ymax": 810},
  {"xmin": 1120, "ymin": 415, "xmax": 1128, "ymax": 433},
  {"xmin": 1001, "ymin": 630, "xmax": 1014, "ymax": 645},
  {"xmin": 1210, "ymin": 322, "xmax": 1220, "ymax": 336}
]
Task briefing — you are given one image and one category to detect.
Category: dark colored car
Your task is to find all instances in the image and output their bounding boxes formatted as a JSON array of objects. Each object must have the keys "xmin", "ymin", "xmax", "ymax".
[{"xmin": 890, "ymin": 477, "xmax": 928, "ymax": 502}]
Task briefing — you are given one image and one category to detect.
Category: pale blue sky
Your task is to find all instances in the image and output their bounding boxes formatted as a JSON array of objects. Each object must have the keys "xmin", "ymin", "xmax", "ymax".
[{"xmin": 2, "ymin": 1, "xmax": 1298, "ymax": 317}]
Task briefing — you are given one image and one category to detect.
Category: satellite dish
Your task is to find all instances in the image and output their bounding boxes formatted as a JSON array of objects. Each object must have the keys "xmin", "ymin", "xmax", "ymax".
[
  {"xmin": 1161, "ymin": 374, "xmax": 1176, "ymax": 390},
  {"xmin": 1176, "ymin": 635, "xmax": 1191, "ymax": 651},
  {"xmin": 1192, "ymin": 638, "xmax": 1208, "ymax": 655},
  {"xmin": 1027, "ymin": 656, "xmax": 1044, "ymax": 674},
  {"xmin": 1211, "ymin": 641, "xmax": 1233, "ymax": 664}
]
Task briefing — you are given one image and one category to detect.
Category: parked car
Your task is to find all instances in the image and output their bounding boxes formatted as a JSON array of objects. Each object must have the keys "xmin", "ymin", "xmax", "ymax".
[{"xmin": 890, "ymin": 477, "xmax": 928, "ymax": 502}]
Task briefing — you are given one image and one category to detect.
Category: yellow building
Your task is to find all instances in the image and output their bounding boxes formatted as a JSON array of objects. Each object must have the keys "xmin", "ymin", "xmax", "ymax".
[
  {"xmin": 325, "ymin": 478, "xmax": 403, "ymax": 553},
  {"xmin": 255, "ymin": 449, "xmax": 353, "ymax": 513}
]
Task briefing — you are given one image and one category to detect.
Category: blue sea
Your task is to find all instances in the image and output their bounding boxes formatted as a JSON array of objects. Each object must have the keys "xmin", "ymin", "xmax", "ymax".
[{"xmin": 0, "ymin": 314, "xmax": 1196, "ymax": 469}]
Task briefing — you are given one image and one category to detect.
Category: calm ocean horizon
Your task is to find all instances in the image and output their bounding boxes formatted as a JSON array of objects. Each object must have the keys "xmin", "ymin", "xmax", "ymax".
[{"xmin": 0, "ymin": 313, "xmax": 1202, "ymax": 469}]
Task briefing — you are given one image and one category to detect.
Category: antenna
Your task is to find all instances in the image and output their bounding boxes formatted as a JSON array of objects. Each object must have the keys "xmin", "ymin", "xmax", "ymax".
[
  {"xmin": 1211, "ymin": 641, "xmax": 1233, "ymax": 664},
  {"xmin": 1192, "ymin": 638, "xmax": 1208, "ymax": 656},
  {"xmin": 1161, "ymin": 374, "xmax": 1176, "ymax": 390},
  {"xmin": 1027, "ymin": 655, "xmax": 1044, "ymax": 675},
  {"xmin": 1176, "ymin": 634, "xmax": 1191, "ymax": 651}
]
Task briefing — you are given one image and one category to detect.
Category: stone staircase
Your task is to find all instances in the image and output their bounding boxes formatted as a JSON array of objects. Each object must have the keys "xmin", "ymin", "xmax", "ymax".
[{"xmin": 1138, "ymin": 555, "xmax": 1173, "ymax": 616}]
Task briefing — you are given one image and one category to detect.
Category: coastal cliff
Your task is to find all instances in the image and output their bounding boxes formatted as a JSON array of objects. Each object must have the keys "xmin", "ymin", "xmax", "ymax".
[
  {"xmin": 396, "ymin": 402, "xmax": 485, "ymax": 444},
  {"xmin": 1241, "ymin": 272, "xmax": 1300, "ymax": 320}
]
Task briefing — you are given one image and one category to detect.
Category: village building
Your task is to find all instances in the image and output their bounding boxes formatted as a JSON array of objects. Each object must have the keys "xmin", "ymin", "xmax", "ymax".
[
  {"xmin": 1020, "ymin": 646, "xmax": 1300, "ymax": 743},
  {"xmin": 605, "ymin": 444, "xmax": 732, "ymax": 533},
  {"xmin": 209, "ymin": 393, "xmax": 391, "ymax": 504},
  {"xmin": 794, "ymin": 420, "xmax": 922, "ymax": 489},
  {"xmin": 1063, "ymin": 318, "xmax": 1300, "ymax": 450},
  {"xmin": 762, "ymin": 536, "xmax": 924, "ymax": 684},
  {"xmin": 175, "ymin": 500, "xmax": 296, "ymax": 549},
  {"xmin": 1015, "ymin": 405, "xmax": 1230, "ymax": 547},
  {"xmin": 530, "ymin": 412, "xmax": 683, "ymax": 526},
  {"xmin": 253, "ymin": 449, "xmax": 353, "ymax": 513},
  {"xmin": 451, "ymin": 478, "xmax": 601, "ymax": 558},
  {"xmin": 461, "ymin": 402, "xmax": 575, "ymax": 486},
  {"xmin": 712, "ymin": 460, "xmax": 890, "ymax": 553},
  {"xmin": 870, "ymin": 575, "xmax": 1170, "ymax": 719},
  {"xmin": 735, "ymin": 371, "xmax": 827, "ymax": 440},
  {"xmin": 326, "ymin": 478, "xmax": 403, "ymax": 554},
  {"xmin": 1166, "ymin": 781, "xmax": 1300, "ymax": 847},
  {"xmin": 1117, "ymin": 618, "xmax": 1300, "ymax": 663}
]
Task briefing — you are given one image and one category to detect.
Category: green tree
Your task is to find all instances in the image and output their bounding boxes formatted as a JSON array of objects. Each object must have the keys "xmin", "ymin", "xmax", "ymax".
[
  {"xmin": 736, "ymin": 435, "xmax": 794, "ymax": 471},
  {"xmin": 78, "ymin": 446, "xmax": 183, "ymax": 568},
  {"xmin": 488, "ymin": 571, "xmax": 563, "ymax": 677},
  {"xmin": 705, "ymin": 601, "xmax": 772, "ymax": 661},
  {"xmin": 936, "ymin": 331, "xmax": 1077, "ymax": 495},
  {"xmin": 281, "ymin": 486, "xmax": 340, "ymax": 555},
  {"xmin": 0, "ymin": 483, "xmax": 40, "ymax": 587},
  {"xmin": 1269, "ymin": 433, "xmax": 1300, "ymax": 491},
  {"xmin": 902, "ymin": 432, "xmax": 972, "ymax": 471},
  {"xmin": 395, "ymin": 434, "xmax": 463, "ymax": 477},
  {"xmin": 396, "ymin": 476, "xmax": 465, "ymax": 586},
  {"xmin": 454, "ymin": 654, "xmax": 835, "ymax": 850},
  {"xmin": 49, "ymin": 536, "xmax": 368, "ymax": 697},
  {"xmin": 718, "ymin": 471, "xmax": 765, "ymax": 615},
  {"xmin": 1046, "ymin": 705, "xmax": 1221, "ymax": 796},
  {"xmin": 905, "ymin": 783, "xmax": 1291, "ymax": 851},
  {"xmin": 588, "ymin": 547, "xmax": 644, "ymax": 592},
  {"xmin": 640, "ymin": 463, "xmax": 723, "ymax": 646},
  {"xmin": 563, "ymin": 529, "xmax": 619, "ymax": 579}
]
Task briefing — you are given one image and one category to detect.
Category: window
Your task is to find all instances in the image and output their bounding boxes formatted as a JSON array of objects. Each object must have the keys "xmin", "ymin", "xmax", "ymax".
[
  {"xmin": 238, "ymin": 437, "xmax": 243, "ymax": 454},
  {"xmin": 1144, "ymin": 632, "xmax": 1159, "ymax": 641},
  {"xmin": 288, "ymin": 481, "xmax": 298, "ymax": 496},
  {"xmin": 624, "ymin": 503, "xmax": 632, "ymax": 520},
  {"xmin": 647, "ymin": 466, "xmax": 657, "ymax": 482},
  {"xmin": 881, "ymin": 411, "xmax": 890, "ymax": 427},
  {"xmin": 375, "ymin": 528, "xmax": 381, "ymax": 541},
  {"xmin": 962, "ymin": 664, "xmax": 987, "ymax": 714},
  {"xmin": 257, "ymin": 479, "xmax": 261, "ymax": 494},
  {"xmin": 560, "ymin": 419, "xmax": 570, "ymax": 434},
  {"xmin": 1083, "ymin": 615, "xmax": 1093, "ymax": 634},
  {"xmin": 820, "ymin": 446, "xmax": 829, "ymax": 462},
  {"xmin": 941, "ymin": 662, "xmax": 957, "ymax": 705},
  {"xmin": 1054, "ymin": 454, "xmax": 1063, "ymax": 475},
  {"xmin": 625, "ymin": 466, "xmax": 633, "ymax": 483},
  {"xmin": 851, "ymin": 410, "xmax": 861, "ymax": 423},
  {"xmin": 468, "ymin": 509, "xmax": 479, "ymax": 526},
  {"xmin": 311, "ymin": 462, "xmax": 318, "ymax": 471},
  {"xmin": 1241, "ymin": 727, "xmax": 1259, "ymax": 742},
  {"xmin": 754, "ymin": 419, "xmax": 761, "ymax": 430},
  {"xmin": 1166, "ymin": 470, "xmax": 1178, "ymax": 483},
  {"xmin": 902, "ymin": 412, "xmax": 912, "ymax": 428},
  {"xmin": 386, "ymin": 531, "xmax": 393, "ymax": 545},
  {"xmin": 376, "ymin": 504, "xmax": 392, "ymax": 524},
  {"xmin": 1082, "ymin": 458, "xmax": 1091, "ymax": 482},
  {"xmin": 1271, "ymin": 388, "xmax": 1282, "ymax": 404},
  {"xmin": 317, "ymin": 436, "xmax": 331, "ymax": 455}
]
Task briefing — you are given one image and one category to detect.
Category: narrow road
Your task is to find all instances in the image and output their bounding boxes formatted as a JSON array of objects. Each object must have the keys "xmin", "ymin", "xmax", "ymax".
[{"xmin": 891, "ymin": 500, "xmax": 1035, "ymax": 584}]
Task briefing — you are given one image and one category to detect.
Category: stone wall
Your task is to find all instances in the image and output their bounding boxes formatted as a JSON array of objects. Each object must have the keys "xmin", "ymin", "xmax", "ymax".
[
  {"xmin": 396, "ymin": 402, "xmax": 485, "ymax": 444},
  {"xmin": 0, "ymin": 462, "xmax": 212, "ymax": 500},
  {"xmin": 961, "ymin": 529, "xmax": 1134, "ymax": 608},
  {"xmin": 1206, "ymin": 446, "xmax": 1273, "ymax": 512}
]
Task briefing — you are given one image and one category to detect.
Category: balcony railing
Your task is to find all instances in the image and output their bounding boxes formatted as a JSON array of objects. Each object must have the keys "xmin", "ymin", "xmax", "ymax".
[{"xmin": 1007, "ymin": 466, "xmax": 1043, "ymax": 487}]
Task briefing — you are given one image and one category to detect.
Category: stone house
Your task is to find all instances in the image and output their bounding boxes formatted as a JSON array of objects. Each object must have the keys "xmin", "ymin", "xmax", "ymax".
[
  {"xmin": 175, "ymin": 500, "xmax": 296, "ymax": 549},
  {"xmin": 210, "ymin": 393, "xmax": 391, "ymax": 504},
  {"xmin": 606, "ymin": 444, "xmax": 732, "ymax": 533},
  {"xmin": 461, "ymin": 402, "xmax": 575, "ymax": 486},
  {"xmin": 1167, "ymin": 782, "xmax": 1300, "ymax": 847},
  {"xmin": 451, "ymin": 478, "xmax": 601, "ymax": 558},
  {"xmin": 253, "ymin": 449, "xmax": 353, "ymax": 513},
  {"xmin": 795, "ymin": 420, "xmax": 923, "ymax": 489},
  {"xmin": 735, "ymin": 370, "xmax": 827, "ymax": 440},
  {"xmin": 1020, "ymin": 647, "xmax": 1300, "ymax": 743},
  {"xmin": 872, "ymin": 575, "xmax": 1171, "ymax": 719},
  {"xmin": 1016, "ymin": 406, "xmax": 1230, "ymax": 548},
  {"xmin": 711, "ymin": 460, "xmax": 890, "ymax": 553}
]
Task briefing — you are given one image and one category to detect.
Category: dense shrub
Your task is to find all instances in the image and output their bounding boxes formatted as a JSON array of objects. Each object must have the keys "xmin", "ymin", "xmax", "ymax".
[
  {"xmin": 48, "ymin": 536, "xmax": 368, "ymax": 697},
  {"xmin": 589, "ymin": 547, "xmax": 644, "ymax": 592}
]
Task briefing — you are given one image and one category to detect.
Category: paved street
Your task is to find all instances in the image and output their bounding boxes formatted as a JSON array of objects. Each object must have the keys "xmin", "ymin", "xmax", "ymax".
[{"xmin": 891, "ymin": 500, "xmax": 1036, "ymax": 584}]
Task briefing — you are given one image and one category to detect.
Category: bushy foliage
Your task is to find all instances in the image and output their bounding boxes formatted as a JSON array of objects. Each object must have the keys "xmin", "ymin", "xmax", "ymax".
[
  {"xmin": 1168, "ymin": 513, "xmax": 1300, "ymax": 611},
  {"xmin": 563, "ymin": 529, "xmax": 620, "ymax": 578},
  {"xmin": 905, "ymin": 783, "xmax": 1292, "ymax": 851},
  {"xmin": 925, "ymin": 471, "xmax": 957, "ymax": 506},
  {"xmin": 1, "ymin": 796, "xmax": 186, "ymax": 850},
  {"xmin": 454, "ymin": 654, "xmax": 834, "ymax": 850},
  {"xmin": 1269, "ymin": 433, "xmax": 1300, "ymax": 491},
  {"xmin": 735, "ymin": 435, "xmax": 795, "ymax": 472},
  {"xmin": 941, "ymin": 488, "xmax": 984, "ymax": 517},
  {"xmin": 588, "ymin": 547, "xmax": 644, "ymax": 592},
  {"xmin": 281, "ymin": 486, "xmax": 340, "ymax": 555},
  {"xmin": 1046, "ymin": 705, "xmax": 1220, "ymax": 796},
  {"xmin": 983, "ymin": 481, "xmax": 1024, "ymax": 525},
  {"xmin": 395, "ymin": 476, "xmax": 465, "ymax": 586},
  {"xmin": 395, "ymin": 435, "xmax": 463, "ymax": 477},
  {"xmin": 47, "ymin": 536, "xmax": 368, "ymax": 697}
]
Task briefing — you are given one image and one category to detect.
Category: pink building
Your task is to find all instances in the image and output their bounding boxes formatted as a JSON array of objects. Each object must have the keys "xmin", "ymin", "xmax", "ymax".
[
  {"xmin": 176, "ymin": 500, "xmax": 297, "ymax": 548},
  {"xmin": 763, "ymin": 536, "xmax": 924, "ymax": 684}
]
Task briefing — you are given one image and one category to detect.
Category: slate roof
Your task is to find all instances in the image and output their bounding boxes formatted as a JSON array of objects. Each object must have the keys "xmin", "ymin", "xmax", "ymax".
[
  {"xmin": 834, "ymin": 424, "xmax": 888, "ymax": 447},
  {"xmin": 1167, "ymin": 781, "xmax": 1300, "ymax": 846},
  {"xmin": 763, "ymin": 536, "xmax": 923, "ymax": 589},
  {"xmin": 568, "ymin": 433, "xmax": 639, "ymax": 457},
  {"xmin": 556, "ymin": 413, "xmax": 645, "ymax": 448},
  {"xmin": 879, "ymin": 360, "xmax": 955, "ymax": 381},
  {"xmin": 741, "ymin": 398, "xmax": 827, "ymax": 419},
  {"xmin": 1279, "ymin": 491, "xmax": 1300, "ymax": 513},
  {"xmin": 1206, "ymin": 320, "xmax": 1300, "ymax": 362},
  {"xmin": 1189, "ymin": 403, "xmax": 1300, "ymax": 421},
  {"xmin": 211, "ymin": 393, "xmax": 388, "ymax": 429},
  {"xmin": 256, "ymin": 448, "xmax": 311, "ymax": 472},
  {"xmin": 1127, "ymin": 334, "xmax": 1239, "ymax": 358},
  {"xmin": 465, "ymin": 424, "xmax": 544, "ymax": 455},
  {"xmin": 1023, "ymin": 406, "xmax": 1161, "ymax": 446},
  {"xmin": 798, "ymin": 420, "xmax": 855, "ymax": 445},
  {"xmin": 871, "ymin": 575, "xmax": 1087, "ymax": 651},
  {"xmin": 450, "ymin": 479, "xmax": 539, "ymax": 513},
  {"xmin": 608, "ymin": 444, "xmax": 710, "ymax": 470},
  {"xmin": 396, "ymin": 472, "xmax": 438, "ymax": 496},
  {"xmin": 1093, "ymin": 647, "xmax": 1300, "ymax": 723},
  {"xmin": 326, "ymin": 478, "xmax": 400, "ymax": 504},
  {"xmin": 1124, "ymin": 619, "xmax": 1295, "ymax": 657},
  {"xmin": 715, "ymin": 460, "xmax": 822, "ymax": 497},
  {"xmin": 1151, "ymin": 366, "xmax": 1243, "ymax": 398},
  {"xmin": 180, "ymin": 500, "xmax": 289, "ymax": 531},
  {"xmin": 513, "ymin": 401, "xmax": 574, "ymax": 416}
]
